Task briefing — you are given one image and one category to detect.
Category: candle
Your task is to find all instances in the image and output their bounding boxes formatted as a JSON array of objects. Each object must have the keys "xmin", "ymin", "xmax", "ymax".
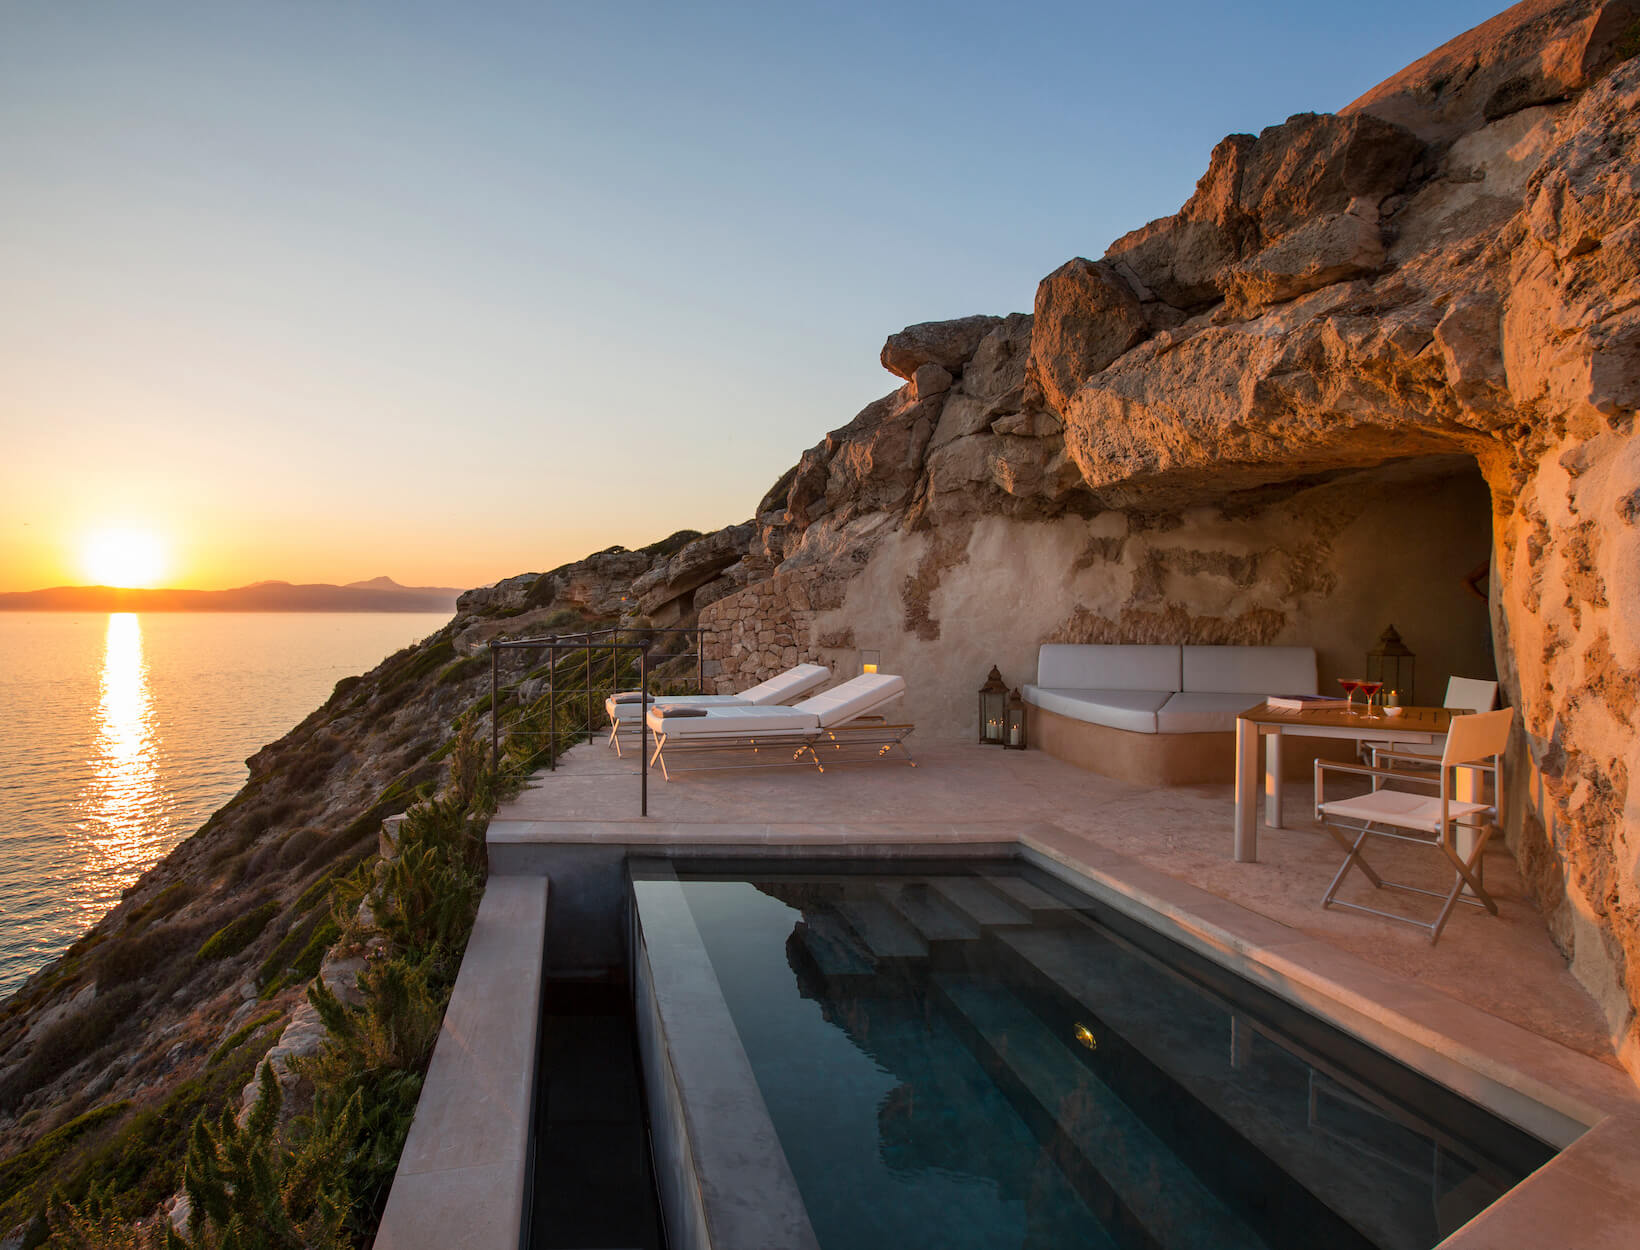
[{"xmin": 1009, "ymin": 724, "xmax": 1021, "ymax": 746}]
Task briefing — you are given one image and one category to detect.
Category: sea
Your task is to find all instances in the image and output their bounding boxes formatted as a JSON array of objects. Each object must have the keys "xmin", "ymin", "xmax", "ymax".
[{"xmin": 0, "ymin": 611, "xmax": 452, "ymax": 1000}]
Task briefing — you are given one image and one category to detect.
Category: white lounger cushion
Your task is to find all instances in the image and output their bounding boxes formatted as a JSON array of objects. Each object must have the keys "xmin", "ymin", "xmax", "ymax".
[
  {"xmin": 605, "ymin": 662, "xmax": 831, "ymax": 723},
  {"xmin": 645, "ymin": 703, "xmax": 819, "ymax": 737},
  {"xmin": 1021, "ymin": 686, "xmax": 1172, "ymax": 734},
  {"xmin": 793, "ymin": 672, "xmax": 907, "ymax": 728},
  {"xmin": 1181, "ymin": 645, "xmax": 1316, "ymax": 695},
  {"xmin": 1036, "ymin": 644, "xmax": 1181, "ymax": 692},
  {"xmin": 645, "ymin": 672, "xmax": 908, "ymax": 738},
  {"xmin": 1155, "ymin": 692, "xmax": 1266, "ymax": 734}
]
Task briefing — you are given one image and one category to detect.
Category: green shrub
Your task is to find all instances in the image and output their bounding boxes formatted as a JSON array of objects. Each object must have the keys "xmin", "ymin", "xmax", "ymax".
[
  {"xmin": 0, "ymin": 1102, "xmax": 128, "ymax": 1200},
  {"xmin": 196, "ymin": 902, "xmax": 279, "ymax": 962},
  {"xmin": 123, "ymin": 881, "xmax": 195, "ymax": 932}
]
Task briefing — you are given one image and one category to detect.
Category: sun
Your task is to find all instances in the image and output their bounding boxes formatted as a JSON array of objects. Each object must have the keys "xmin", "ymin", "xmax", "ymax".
[{"xmin": 81, "ymin": 528, "xmax": 170, "ymax": 589}]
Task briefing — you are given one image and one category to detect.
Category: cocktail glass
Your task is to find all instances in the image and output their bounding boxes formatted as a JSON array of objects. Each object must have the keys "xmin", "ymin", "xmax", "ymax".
[
  {"xmin": 1338, "ymin": 677, "xmax": 1361, "ymax": 713},
  {"xmin": 1359, "ymin": 680, "xmax": 1383, "ymax": 714}
]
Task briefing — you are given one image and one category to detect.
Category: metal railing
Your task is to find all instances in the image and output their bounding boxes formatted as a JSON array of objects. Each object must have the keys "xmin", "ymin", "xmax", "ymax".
[{"xmin": 487, "ymin": 625, "xmax": 708, "ymax": 817}]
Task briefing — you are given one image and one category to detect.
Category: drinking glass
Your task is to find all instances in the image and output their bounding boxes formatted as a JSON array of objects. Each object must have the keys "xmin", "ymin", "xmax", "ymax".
[
  {"xmin": 1359, "ymin": 680, "xmax": 1383, "ymax": 714},
  {"xmin": 1338, "ymin": 677, "xmax": 1361, "ymax": 713}
]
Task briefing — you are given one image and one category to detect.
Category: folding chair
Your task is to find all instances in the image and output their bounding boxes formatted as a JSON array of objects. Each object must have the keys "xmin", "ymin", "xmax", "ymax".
[{"xmin": 1315, "ymin": 708, "xmax": 1512, "ymax": 944}]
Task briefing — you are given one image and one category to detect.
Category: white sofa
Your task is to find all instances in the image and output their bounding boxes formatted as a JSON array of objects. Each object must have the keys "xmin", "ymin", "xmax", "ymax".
[{"xmin": 1022, "ymin": 644, "xmax": 1318, "ymax": 735}]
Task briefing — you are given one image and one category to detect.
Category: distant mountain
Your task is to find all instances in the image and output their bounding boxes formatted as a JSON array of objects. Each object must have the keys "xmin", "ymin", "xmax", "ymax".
[{"xmin": 0, "ymin": 578, "xmax": 464, "ymax": 613}]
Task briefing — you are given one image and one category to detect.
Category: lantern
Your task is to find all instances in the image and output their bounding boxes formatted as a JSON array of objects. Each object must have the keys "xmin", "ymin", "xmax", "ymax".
[
  {"xmin": 860, "ymin": 648, "xmax": 881, "ymax": 675},
  {"xmin": 1004, "ymin": 688, "xmax": 1027, "ymax": 750},
  {"xmin": 1367, "ymin": 625, "xmax": 1415, "ymax": 706},
  {"xmin": 978, "ymin": 665, "xmax": 1008, "ymax": 744}
]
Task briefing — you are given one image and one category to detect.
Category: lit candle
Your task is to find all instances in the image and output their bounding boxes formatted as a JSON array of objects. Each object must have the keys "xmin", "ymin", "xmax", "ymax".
[{"xmin": 1009, "ymin": 723, "xmax": 1021, "ymax": 746}]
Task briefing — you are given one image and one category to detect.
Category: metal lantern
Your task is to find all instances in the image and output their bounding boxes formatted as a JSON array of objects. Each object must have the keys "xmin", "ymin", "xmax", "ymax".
[
  {"xmin": 1367, "ymin": 625, "xmax": 1415, "ymax": 706},
  {"xmin": 1004, "ymin": 688, "xmax": 1027, "ymax": 750},
  {"xmin": 860, "ymin": 648, "xmax": 881, "ymax": 675},
  {"xmin": 978, "ymin": 665, "xmax": 1008, "ymax": 744}
]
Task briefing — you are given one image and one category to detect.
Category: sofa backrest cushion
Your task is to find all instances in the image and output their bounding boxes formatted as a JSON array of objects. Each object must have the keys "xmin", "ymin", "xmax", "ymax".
[
  {"xmin": 1036, "ymin": 644, "xmax": 1182, "ymax": 692},
  {"xmin": 1182, "ymin": 645, "xmax": 1316, "ymax": 695}
]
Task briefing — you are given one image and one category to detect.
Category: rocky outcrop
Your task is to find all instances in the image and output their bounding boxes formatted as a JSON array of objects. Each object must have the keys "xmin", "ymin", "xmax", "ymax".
[
  {"xmin": 1343, "ymin": 0, "xmax": 1640, "ymax": 141},
  {"xmin": 880, "ymin": 315, "xmax": 1003, "ymax": 380}
]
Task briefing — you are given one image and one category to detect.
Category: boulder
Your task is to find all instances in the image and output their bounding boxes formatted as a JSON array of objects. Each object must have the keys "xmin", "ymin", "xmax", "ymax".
[
  {"xmin": 1342, "ymin": 0, "xmax": 1640, "ymax": 142},
  {"xmin": 1220, "ymin": 202, "xmax": 1387, "ymax": 312},
  {"xmin": 881, "ymin": 315, "xmax": 1004, "ymax": 380},
  {"xmin": 636, "ymin": 523, "xmax": 756, "ymax": 617},
  {"xmin": 912, "ymin": 362, "xmax": 953, "ymax": 398},
  {"xmin": 1027, "ymin": 258, "xmax": 1150, "ymax": 413}
]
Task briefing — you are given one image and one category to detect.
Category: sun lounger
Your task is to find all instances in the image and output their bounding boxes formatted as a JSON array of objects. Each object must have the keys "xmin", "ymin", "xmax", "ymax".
[
  {"xmin": 603, "ymin": 662, "xmax": 831, "ymax": 755},
  {"xmin": 644, "ymin": 672, "xmax": 915, "ymax": 779}
]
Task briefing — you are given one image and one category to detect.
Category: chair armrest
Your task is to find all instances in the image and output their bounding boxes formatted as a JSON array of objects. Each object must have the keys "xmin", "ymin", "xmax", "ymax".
[{"xmin": 1373, "ymin": 748, "xmax": 1496, "ymax": 772}]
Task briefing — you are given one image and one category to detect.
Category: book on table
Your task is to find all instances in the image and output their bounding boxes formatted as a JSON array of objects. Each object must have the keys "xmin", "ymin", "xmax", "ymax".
[{"xmin": 1266, "ymin": 694, "xmax": 1348, "ymax": 711}]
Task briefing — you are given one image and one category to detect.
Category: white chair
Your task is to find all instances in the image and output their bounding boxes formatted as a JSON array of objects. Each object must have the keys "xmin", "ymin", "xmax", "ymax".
[
  {"xmin": 604, "ymin": 662, "xmax": 831, "ymax": 755},
  {"xmin": 1366, "ymin": 676, "xmax": 1502, "ymax": 818},
  {"xmin": 1315, "ymin": 708, "xmax": 1512, "ymax": 944}
]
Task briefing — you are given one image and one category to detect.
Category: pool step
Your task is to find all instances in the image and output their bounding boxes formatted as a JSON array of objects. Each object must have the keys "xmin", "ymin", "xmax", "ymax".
[
  {"xmin": 832, "ymin": 898, "xmax": 928, "ymax": 959},
  {"xmin": 985, "ymin": 874, "xmax": 1080, "ymax": 914},
  {"xmin": 928, "ymin": 876, "xmax": 1035, "ymax": 928},
  {"xmin": 934, "ymin": 973, "xmax": 1267, "ymax": 1250},
  {"xmin": 875, "ymin": 882, "xmax": 980, "ymax": 943}
]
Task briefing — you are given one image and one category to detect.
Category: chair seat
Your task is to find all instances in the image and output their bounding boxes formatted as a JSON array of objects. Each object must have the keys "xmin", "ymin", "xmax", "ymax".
[{"xmin": 1318, "ymin": 788, "xmax": 1491, "ymax": 835}]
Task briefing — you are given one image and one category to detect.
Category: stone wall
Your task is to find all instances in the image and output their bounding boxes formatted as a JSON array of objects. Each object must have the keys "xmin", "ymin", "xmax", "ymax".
[
  {"xmin": 698, "ymin": 569, "xmax": 845, "ymax": 691},
  {"xmin": 796, "ymin": 461, "xmax": 1494, "ymax": 738}
]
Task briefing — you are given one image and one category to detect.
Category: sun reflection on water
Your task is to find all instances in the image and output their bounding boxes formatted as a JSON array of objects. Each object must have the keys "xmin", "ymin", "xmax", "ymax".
[{"xmin": 74, "ymin": 613, "xmax": 169, "ymax": 918}]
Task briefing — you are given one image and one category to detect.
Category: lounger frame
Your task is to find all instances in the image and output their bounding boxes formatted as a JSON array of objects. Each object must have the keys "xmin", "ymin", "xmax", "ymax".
[{"xmin": 647, "ymin": 718, "xmax": 918, "ymax": 779}]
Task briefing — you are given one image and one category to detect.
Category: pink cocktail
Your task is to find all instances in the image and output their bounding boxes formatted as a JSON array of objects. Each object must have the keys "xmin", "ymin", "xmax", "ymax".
[
  {"xmin": 1359, "ymin": 680, "xmax": 1383, "ymax": 713},
  {"xmin": 1338, "ymin": 677, "xmax": 1361, "ymax": 713}
]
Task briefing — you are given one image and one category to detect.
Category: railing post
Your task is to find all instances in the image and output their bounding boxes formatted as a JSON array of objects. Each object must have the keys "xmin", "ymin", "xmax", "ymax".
[
  {"xmin": 585, "ymin": 636, "xmax": 593, "ymax": 739},
  {"xmin": 639, "ymin": 645, "xmax": 649, "ymax": 818},
  {"xmin": 547, "ymin": 638, "xmax": 557, "ymax": 772},
  {"xmin": 697, "ymin": 624, "xmax": 704, "ymax": 694},
  {"xmin": 489, "ymin": 642, "xmax": 499, "ymax": 772}
]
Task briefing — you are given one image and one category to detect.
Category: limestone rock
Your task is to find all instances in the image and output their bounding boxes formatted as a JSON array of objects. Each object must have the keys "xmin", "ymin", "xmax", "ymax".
[
  {"xmin": 1342, "ymin": 0, "xmax": 1640, "ymax": 142},
  {"xmin": 1106, "ymin": 113, "xmax": 1421, "ymax": 310},
  {"xmin": 912, "ymin": 362, "xmax": 953, "ymax": 398},
  {"xmin": 881, "ymin": 315, "xmax": 1004, "ymax": 380},
  {"xmin": 1220, "ymin": 202, "xmax": 1387, "ymax": 313},
  {"xmin": 636, "ymin": 523, "xmax": 757, "ymax": 617},
  {"xmin": 1027, "ymin": 258, "xmax": 1150, "ymax": 413}
]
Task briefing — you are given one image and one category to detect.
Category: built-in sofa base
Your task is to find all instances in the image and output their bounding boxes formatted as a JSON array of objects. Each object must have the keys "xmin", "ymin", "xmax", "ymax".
[{"xmin": 1027, "ymin": 704, "xmax": 1353, "ymax": 787}]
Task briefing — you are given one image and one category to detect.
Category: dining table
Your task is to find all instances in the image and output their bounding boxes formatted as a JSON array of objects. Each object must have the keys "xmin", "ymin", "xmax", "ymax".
[{"xmin": 1232, "ymin": 701, "xmax": 1455, "ymax": 862}]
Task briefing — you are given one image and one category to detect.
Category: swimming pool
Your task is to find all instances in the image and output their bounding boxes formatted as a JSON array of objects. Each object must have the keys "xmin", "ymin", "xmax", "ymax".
[{"xmin": 630, "ymin": 859, "xmax": 1555, "ymax": 1250}]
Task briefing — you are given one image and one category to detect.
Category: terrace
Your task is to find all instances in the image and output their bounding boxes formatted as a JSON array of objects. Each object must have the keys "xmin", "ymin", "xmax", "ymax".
[{"xmin": 378, "ymin": 729, "xmax": 1640, "ymax": 1250}]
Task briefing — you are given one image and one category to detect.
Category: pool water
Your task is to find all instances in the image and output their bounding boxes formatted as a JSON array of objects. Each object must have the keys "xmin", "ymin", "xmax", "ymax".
[{"xmin": 631, "ymin": 860, "xmax": 1554, "ymax": 1250}]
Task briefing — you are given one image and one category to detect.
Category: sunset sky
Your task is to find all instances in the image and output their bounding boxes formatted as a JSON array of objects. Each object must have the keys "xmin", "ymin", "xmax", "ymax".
[{"xmin": 0, "ymin": 0, "xmax": 1500, "ymax": 594}]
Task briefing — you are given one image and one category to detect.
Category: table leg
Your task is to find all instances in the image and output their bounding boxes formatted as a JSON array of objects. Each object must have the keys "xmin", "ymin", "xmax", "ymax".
[
  {"xmin": 1235, "ymin": 717, "xmax": 1259, "ymax": 862},
  {"xmin": 1265, "ymin": 729, "xmax": 1284, "ymax": 829}
]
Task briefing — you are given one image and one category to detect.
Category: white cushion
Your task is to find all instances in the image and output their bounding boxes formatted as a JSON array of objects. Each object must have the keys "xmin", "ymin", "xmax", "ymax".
[
  {"xmin": 1036, "ymin": 644, "xmax": 1181, "ymax": 692},
  {"xmin": 1181, "ymin": 645, "xmax": 1316, "ymax": 695},
  {"xmin": 793, "ymin": 673, "xmax": 907, "ymax": 728},
  {"xmin": 1156, "ymin": 691, "xmax": 1268, "ymax": 734},
  {"xmin": 739, "ymin": 663, "xmax": 832, "ymax": 705},
  {"xmin": 645, "ymin": 703, "xmax": 818, "ymax": 737},
  {"xmin": 607, "ymin": 693, "xmax": 747, "ymax": 723},
  {"xmin": 1021, "ymin": 685, "xmax": 1171, "ymax": 733}
]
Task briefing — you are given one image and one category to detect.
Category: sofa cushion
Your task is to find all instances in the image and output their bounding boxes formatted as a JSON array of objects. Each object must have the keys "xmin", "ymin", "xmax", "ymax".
[
  {"xmin": 1036, "ymin": 644, "xmax": 1182, "ymax": 692},
  {"xmin": 1022, "ymin": 685, "xmax": 1172, "ymax": 733},
  {"xmin": 1181, "ymin": 645, "xmax": 1316, "ymax": 695},
  {"xmin": 1156, "ymin": 692, "xmax": 1267, "ymax": 734}
]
